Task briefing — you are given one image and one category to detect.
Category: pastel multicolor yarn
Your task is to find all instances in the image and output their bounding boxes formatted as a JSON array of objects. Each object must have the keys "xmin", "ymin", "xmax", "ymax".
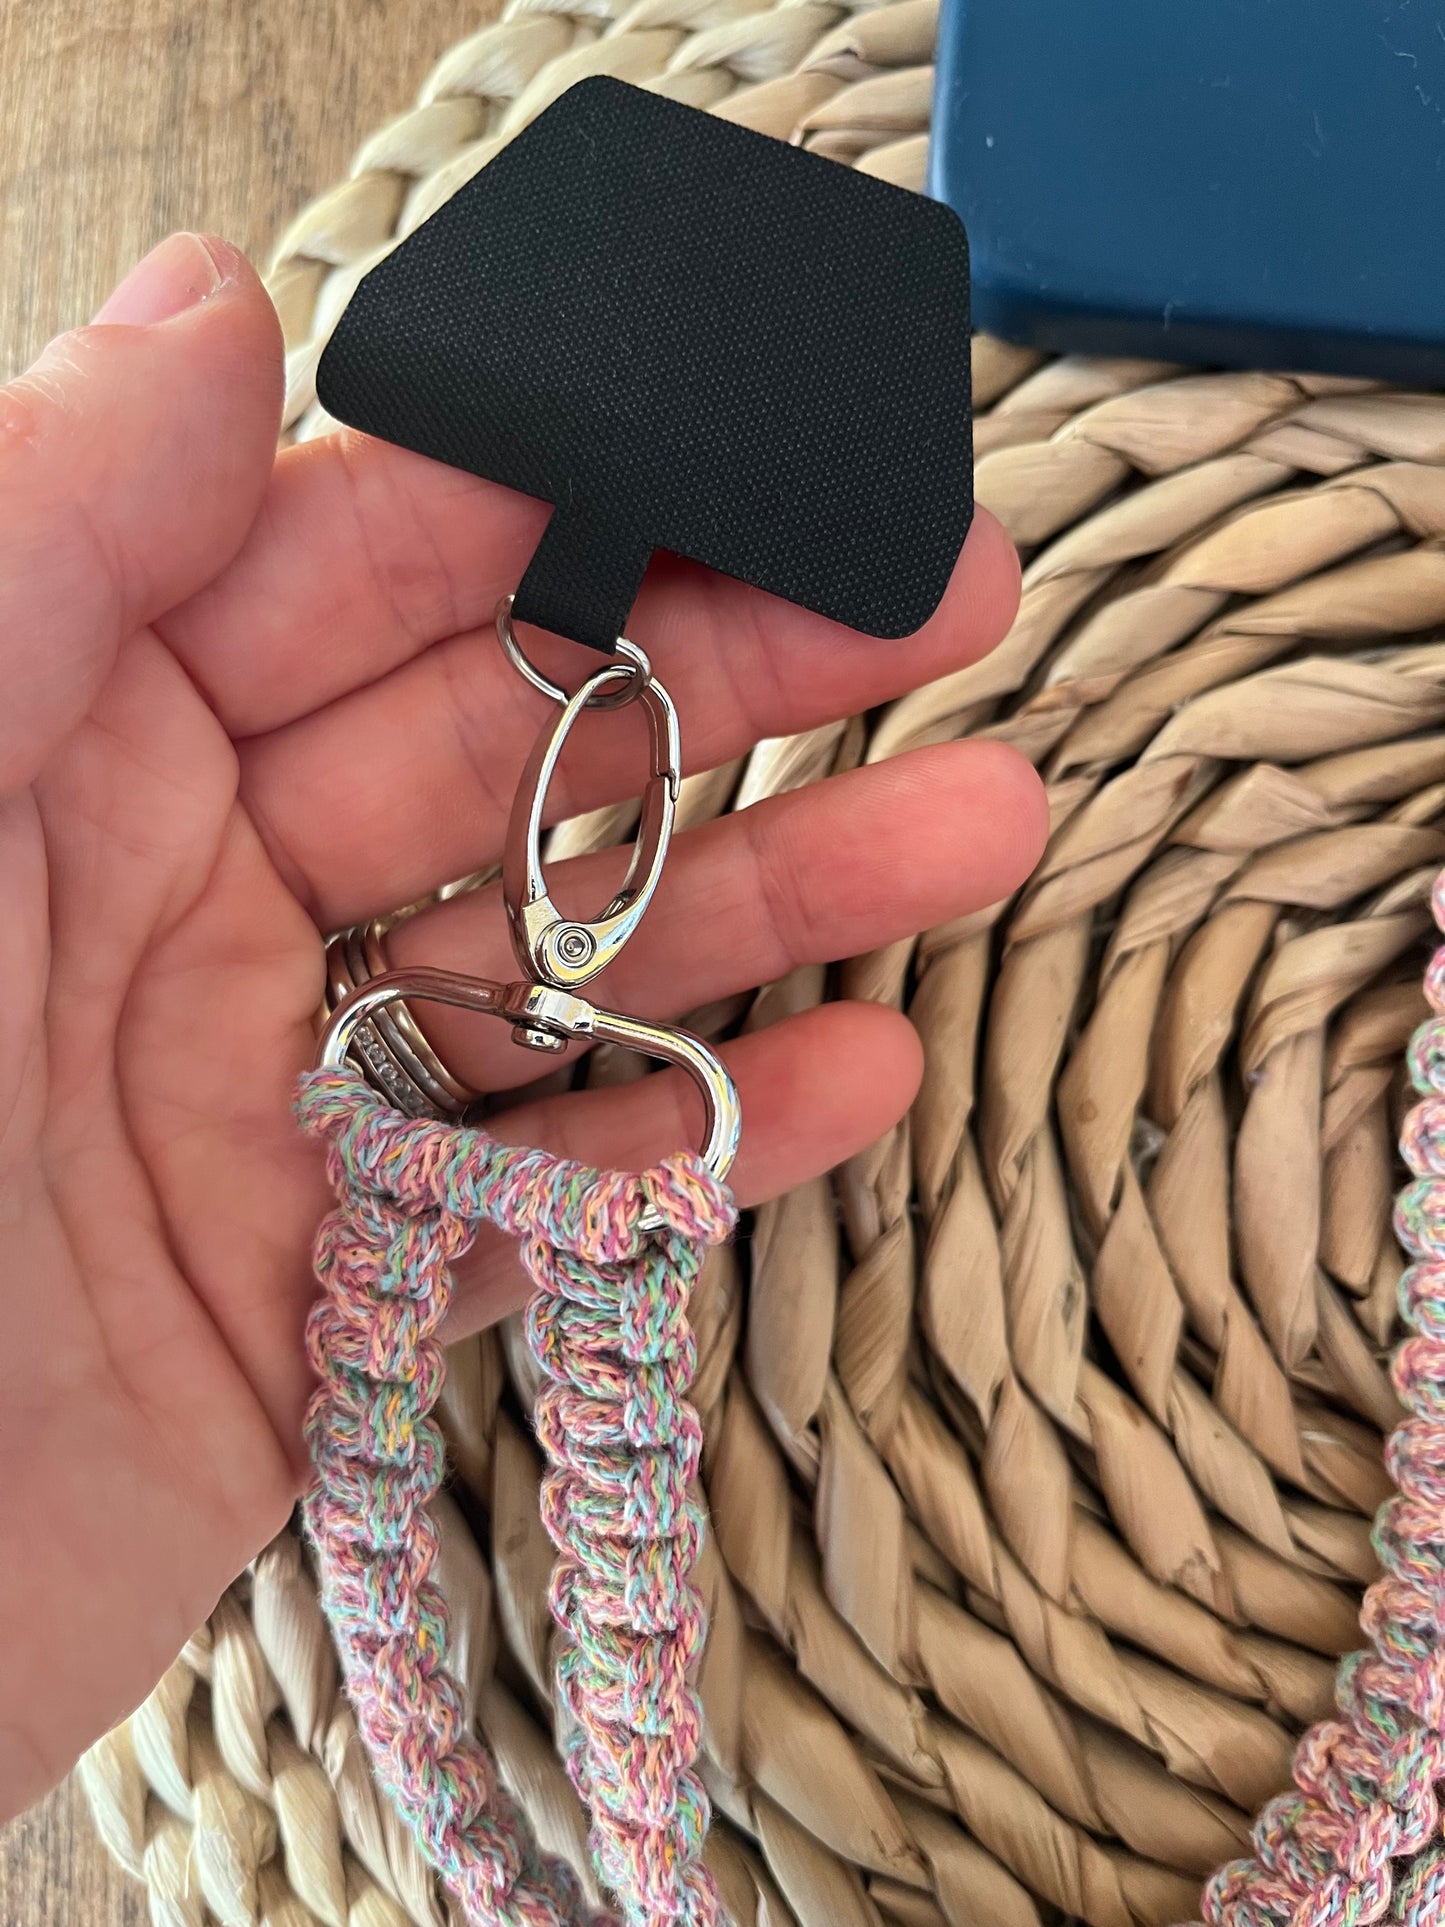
[
  {"xmin": 296, "ymin": 1067, "xmax": 736, "ymax": 1927},
  {"xmin": 1203, "ymin": 867, "xmax": 1445, "ymax": 1927}
]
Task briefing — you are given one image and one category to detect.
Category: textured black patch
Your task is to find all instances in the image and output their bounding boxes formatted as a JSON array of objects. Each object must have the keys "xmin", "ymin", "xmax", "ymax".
[{"xmin": 318, "ymin": 77, "xmax": 972, "ymax": 651}]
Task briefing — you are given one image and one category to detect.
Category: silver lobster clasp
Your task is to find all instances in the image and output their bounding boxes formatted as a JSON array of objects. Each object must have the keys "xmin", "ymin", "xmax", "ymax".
[
  {"xmin": 502, "ymin": 649, "xmax": 681, "ymax": 991},
  {"xmin": 318, "ymin": 968, "xmax": 742, "ymax": 1205}
]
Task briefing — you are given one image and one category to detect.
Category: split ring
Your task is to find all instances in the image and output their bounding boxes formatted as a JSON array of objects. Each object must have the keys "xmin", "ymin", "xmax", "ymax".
[{"xmin": 495, "ymin": 595, "xmax": 651, "ymax": 710}]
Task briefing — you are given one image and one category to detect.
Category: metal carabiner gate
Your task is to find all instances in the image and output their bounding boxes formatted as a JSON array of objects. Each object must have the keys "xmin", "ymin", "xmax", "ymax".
[
  {"xmin": 502, "ymin": 654, "xmax": 681, "ymax": 992},
  {"xmin": 318, "ymin": 968, "xmax": 742, "ymax": 1194}
]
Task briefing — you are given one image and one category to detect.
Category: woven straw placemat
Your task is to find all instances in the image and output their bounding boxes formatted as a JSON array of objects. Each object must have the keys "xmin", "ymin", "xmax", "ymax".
[{"xmin": 75, "ymin": 4, "xmax": 1445, "ymax": 1924}]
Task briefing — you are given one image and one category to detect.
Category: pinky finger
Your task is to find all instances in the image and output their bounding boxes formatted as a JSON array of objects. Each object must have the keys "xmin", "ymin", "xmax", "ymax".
[{"xmin": 445, "ymin": 999, "xmax": 922, "ymax": 1336}]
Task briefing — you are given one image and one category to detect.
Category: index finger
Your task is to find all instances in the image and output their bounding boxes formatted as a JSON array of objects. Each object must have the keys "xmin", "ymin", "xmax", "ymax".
[
  {"xmin": 236, "ymin": 501, "xmax": 1021, "ymax": 923},
  {"xmin": 157, "ymin": 430, "xmax": 1017, "ymax": 742}
]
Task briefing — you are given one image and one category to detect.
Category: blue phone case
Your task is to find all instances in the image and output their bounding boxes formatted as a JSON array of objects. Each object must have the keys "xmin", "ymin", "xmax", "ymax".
[{"xmin": 929, "ymin": 0, "xmax": 1445, "ymax": 383}]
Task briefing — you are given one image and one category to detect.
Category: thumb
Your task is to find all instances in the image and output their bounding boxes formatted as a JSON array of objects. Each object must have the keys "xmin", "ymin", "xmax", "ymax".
[{"xmin": 0, "ymin": 232, "xmax": 283, "ymax": 795}]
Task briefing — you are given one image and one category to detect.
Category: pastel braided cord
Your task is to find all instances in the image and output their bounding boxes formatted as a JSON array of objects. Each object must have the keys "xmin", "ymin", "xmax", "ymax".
[
  {"xmin": 1203, "ymin": 868, "xmax": 1445, "ymax": 1927},
  {"xmin": 296, "ymin": 1068, "xmax": 736, "ymax": 1927}
]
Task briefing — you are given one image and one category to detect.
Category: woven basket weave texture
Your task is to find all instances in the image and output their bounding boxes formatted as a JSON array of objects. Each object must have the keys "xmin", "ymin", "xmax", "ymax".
[{"xmin": 76, "ymin": 3, "xmax": 1445, "ymax": 1924}]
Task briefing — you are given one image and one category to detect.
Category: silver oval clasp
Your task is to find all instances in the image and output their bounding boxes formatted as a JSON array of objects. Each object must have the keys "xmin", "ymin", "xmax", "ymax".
[{"xmin": 503, "ymin": 657, "xmax": 681, "ymax": 990}]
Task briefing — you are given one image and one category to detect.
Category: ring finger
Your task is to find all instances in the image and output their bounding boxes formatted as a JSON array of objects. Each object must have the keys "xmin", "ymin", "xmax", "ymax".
[{"xmin": 445, "ymin": 1000, "xmax": 925, "ymax": 1336}]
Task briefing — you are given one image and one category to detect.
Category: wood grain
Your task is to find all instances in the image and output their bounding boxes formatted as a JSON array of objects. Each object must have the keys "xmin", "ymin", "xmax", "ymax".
[
  {"xmin": 0, "ymin": 1780, "xmax": 146, "ymax": 1927},
  {"xmin": 0, "ymin": 0, "xmax": 495, "ymax": 377},
  {"xmin": 0, "ymin": 0, "xmax": 497, "ymax": 1919}
]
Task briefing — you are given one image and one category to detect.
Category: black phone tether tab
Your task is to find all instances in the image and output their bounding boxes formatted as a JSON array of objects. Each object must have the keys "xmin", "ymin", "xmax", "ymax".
[{"xmin": 316, "ymin": 77, "xmax": 972, "ymax": 654}]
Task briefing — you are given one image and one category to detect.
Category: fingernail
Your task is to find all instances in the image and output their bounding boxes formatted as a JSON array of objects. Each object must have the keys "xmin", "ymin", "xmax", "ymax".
[{"xmin": 93, "ymin": 232, "xmax": 238, "ymax": 327}]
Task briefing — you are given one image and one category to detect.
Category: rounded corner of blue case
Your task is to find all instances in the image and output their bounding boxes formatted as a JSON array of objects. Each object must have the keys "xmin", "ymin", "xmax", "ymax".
[{"xmin": 926, "ymin": 0, "xmax": 1445, "ymax": 385}]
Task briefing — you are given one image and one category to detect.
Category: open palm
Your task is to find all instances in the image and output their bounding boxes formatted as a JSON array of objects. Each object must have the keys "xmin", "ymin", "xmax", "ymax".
[{"xmin": 0, "ymin": 233, "xmax": 1043, "ymax": 1820}]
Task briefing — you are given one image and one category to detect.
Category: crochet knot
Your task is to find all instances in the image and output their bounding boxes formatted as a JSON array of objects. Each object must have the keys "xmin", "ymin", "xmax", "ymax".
[
  {"xmin": 297, "ymin": 1065, "xmax": 733, "ymax": 1927},
  {"xmin": 1407, "ymin": 1018, "xmax": 1445, "ymax": 1100},
  {"xmin": 641, "ymin": 1156, "xmax": 736, "ymax": 1245}
]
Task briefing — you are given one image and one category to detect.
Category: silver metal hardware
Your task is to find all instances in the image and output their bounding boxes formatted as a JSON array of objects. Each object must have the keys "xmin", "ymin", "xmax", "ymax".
[
  {"xmin": 503, "ymin": 657, "xmax": 681, "ymax": 991},
  {"xmin": 315, "ymin": 596, "xmax": 742, "ymax": 1199},
  {"xmin": 319, "ymin": 970, "xmax": 742, "ymax": 1200},
  {"xmin": 496, "ymin": 593, "xmax": 651, "ymax": 710}
]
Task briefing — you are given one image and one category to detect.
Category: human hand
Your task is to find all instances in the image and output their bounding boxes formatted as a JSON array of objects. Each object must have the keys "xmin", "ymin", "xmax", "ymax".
[{"xmin": 0, "ymin": 233, "xmax": 1044, "ymax": 1817}]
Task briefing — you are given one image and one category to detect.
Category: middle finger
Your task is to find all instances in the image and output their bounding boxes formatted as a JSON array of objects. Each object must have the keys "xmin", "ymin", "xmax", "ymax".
[{"xmin": 375, "ymin": 739, "xmax": 1047, "ymax": 1096}]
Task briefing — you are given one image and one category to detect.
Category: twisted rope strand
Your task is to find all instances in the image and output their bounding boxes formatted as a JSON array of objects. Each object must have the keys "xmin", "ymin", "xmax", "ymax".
[
  {"xmin": 1203, "ymin": 868, "xmax": 1445, "ymax": 1927},
  {"xmin": 297, "ymin": 1068, "xmax": 736, "ymax": 1927}
]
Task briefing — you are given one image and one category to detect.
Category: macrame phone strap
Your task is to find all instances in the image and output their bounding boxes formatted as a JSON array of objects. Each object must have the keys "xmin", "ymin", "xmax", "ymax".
[
  {"xmin": 1205, "ymin": 868, "xmax": 1445, "ymax": 1927},
  {"xmin": 298, "ymin": 606, "xmax": 742, "ymax": 1927}
]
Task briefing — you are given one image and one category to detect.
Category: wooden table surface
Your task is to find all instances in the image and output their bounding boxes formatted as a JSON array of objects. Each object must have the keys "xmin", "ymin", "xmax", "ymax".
[
  {"xmin": 0, "ymin": 2, "xmax": 496, "ymax": 1920},
  {"xmin": 0, "ymin": 0, "xmax": 496, "ymax": 374}
]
